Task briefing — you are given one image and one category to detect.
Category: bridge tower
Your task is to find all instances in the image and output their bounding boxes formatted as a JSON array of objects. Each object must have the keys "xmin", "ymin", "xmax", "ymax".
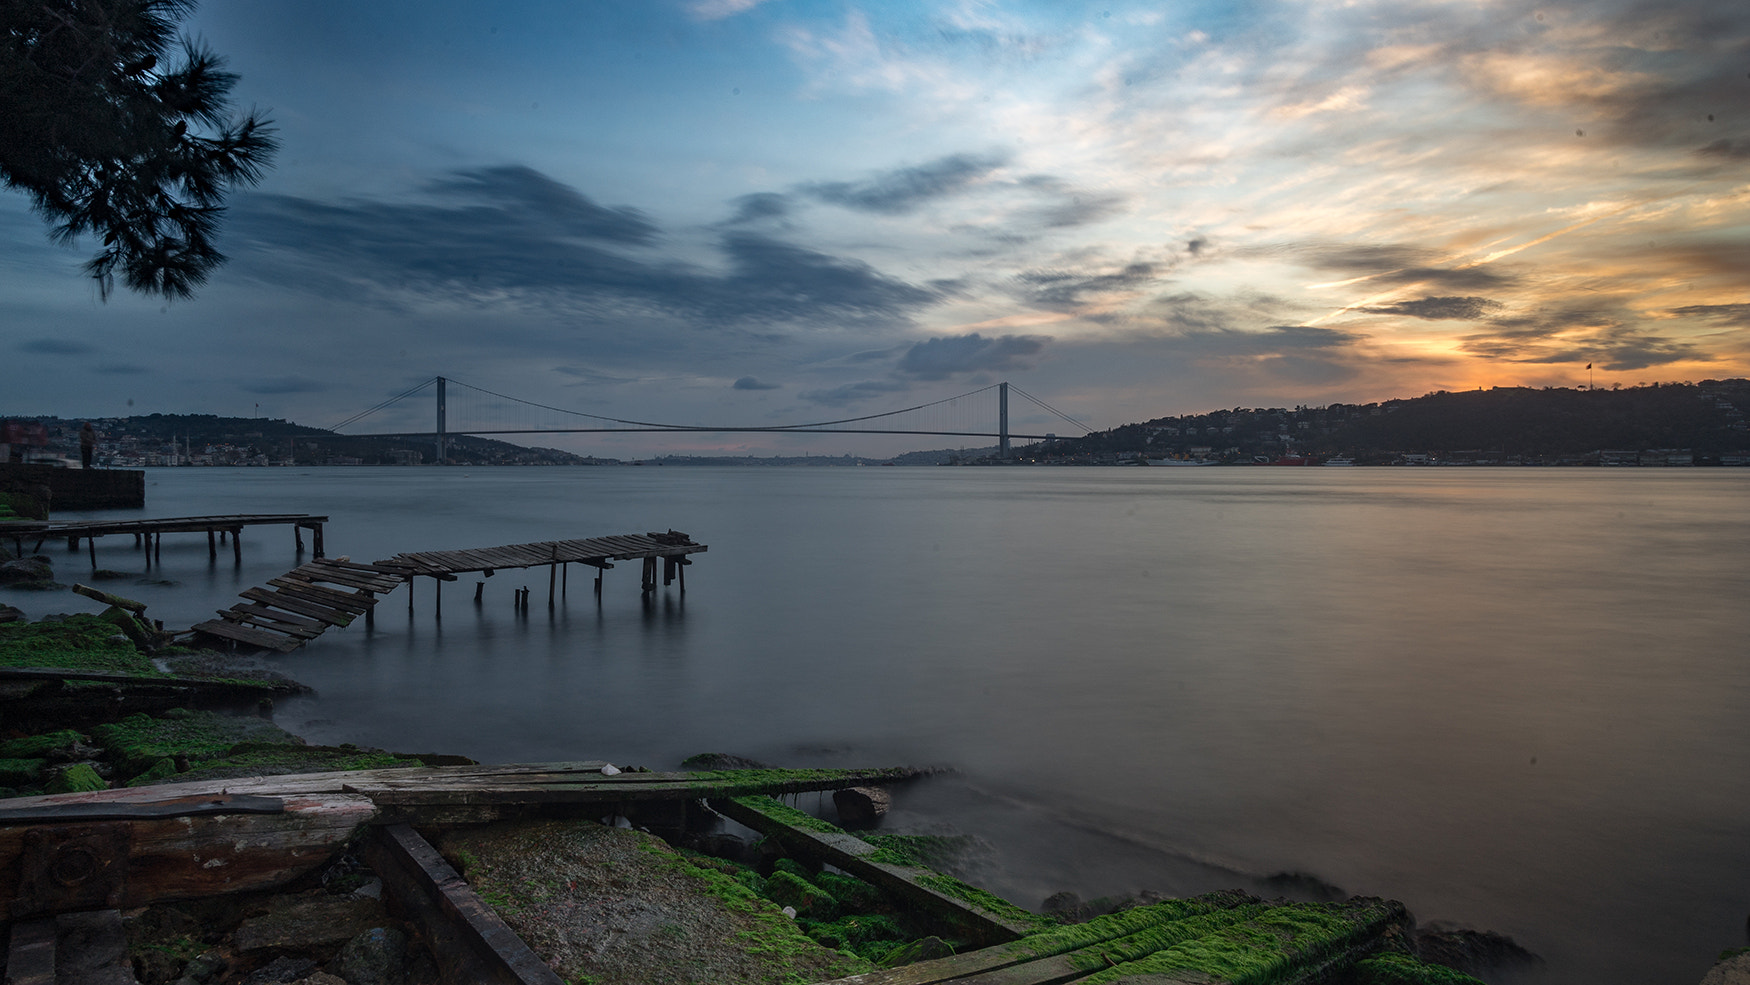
[
  {"xmin": 999, "ymin": 381, "xmax": 1010, "ymax": 459},
  {"xmin": 435, "ymin": 376, "xmax": 447, "ymax": 465}
]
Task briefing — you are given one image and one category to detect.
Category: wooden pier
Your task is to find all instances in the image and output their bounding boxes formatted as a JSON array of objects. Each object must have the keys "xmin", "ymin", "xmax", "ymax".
[
  {"xmin": 189, "ymin": 531, "xmax": 707, "ymax": 651},
  {"xmin": 0, "ymin": 763, "xmax": 1414, "ymax": 985},
  {"xmin": 32, "ymin": 513, "xmax": 328, "ymax": 568}
]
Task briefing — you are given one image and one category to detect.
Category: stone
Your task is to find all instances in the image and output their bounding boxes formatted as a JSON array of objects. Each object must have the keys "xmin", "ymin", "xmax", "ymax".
[
  {"xmin": 241, "ymin": 956, "xmax": 316, "ymax": 985},
  {"xmin": 292, "ymin": 975, "xmax": 348, "ymax": 985},
  {"xmin": 183, "ymin": 951, "xmax": 229, "ymax": 983},
  {"xmin": 1702, "ymin": 951, "xmax": 1750, "ymax": 985},
  {"xmin": 0, "ymin": 558, "xmax": 52, "ymax": 584},
  {"xmin": 234, "ymin": 895, "xmax": 387, "ymax": 953},
  {"xmin": 45, "ymin": 762, "xmax": 106, "ymax": 793},
  {"xmin": 832, "ymin": 786, "xmax": 891, "ymax": 827},
  {"xmin": 0, "ymin": 604, "xmax": 23, "ymax": 623},
  {"xmin": 332, "ymin": 926, "xmax": 408, "ymax": 985}
]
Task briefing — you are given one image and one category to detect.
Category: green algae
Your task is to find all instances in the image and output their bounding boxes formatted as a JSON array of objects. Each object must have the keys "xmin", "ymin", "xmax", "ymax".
[
  {"xmin": 90, "ymin": 710, "xmax": 304, "ymax": 778},
  {"xmin": 731, "ymin": 795, "xmax": 847, "ymax": 836},
  {"xmin": 1353, "ymin": 952, "xmax": 1489, "ymax": 984},
  {"xmin": 0, "ymin": 729, "xmax": 88, "ymax": 758},
  {"xmin": 862, "ymin": 833, "xmax": 979, "ymax": 871},
  {"xmin": 913, "ymin": 871, "xmax": 1052, "ymax": 929},
  {"xmin": 0, "ymin": 758, "xmax": 46, "ymax": 786},
  {"xmin": 1076, "ymin": 901, "xmax": 1403, "ymax": 985},
  {"xmin": 1062, "ymin": 906, "xmax": 1268, "ymax": 973},
  {"xmin": 46, "ymin": 762, "xmax": 105, "ymax": 793},
  {"xmin": 1014, "ymin": 894, "xmax": 1253, "ymax": 961},
  {"xmin": 0, "ymin": 614, "xmax": 161, "ymax": 675}
]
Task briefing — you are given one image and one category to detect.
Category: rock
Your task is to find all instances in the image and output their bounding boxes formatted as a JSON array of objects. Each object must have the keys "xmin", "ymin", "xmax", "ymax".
[
  {"xmin": 1260, "ymin": 870, "xmax": 1347, "ymax": 902},
  {"xmin": 332, "ymin": 926, "xmax": 408, "ymax": 985},
  {"xmin": 292, "ymin": 975, "xmax": 348, "ymax": 985},
  {"xmin": 234, "ymin": 895, "xmax": 388, "ymax": 953},
  {"xmin": 241, "ymin": 955, "xmax": 317, "ymax": 985},
  {"xmin": 832, "ymin": 786, "xmax": 891, "ymax": 827},
  {"xmin": 0, "ymin": 558, "xmax": 53, "ymax": 584},
  {"xmin": 764, "ymin": 870, "xmax": 839, "ymax": 920},
  {"xmin": 878, "ymin": 936, "xmax": 956, "ymax": 967},
  {"xmin": 0, "ymin": 604, "xmax": 23, "ymax": 623},
  {"xmin": 45, "ymin": 762, "xmax": 106, "ymax": 793},
  {"xmin": 183, "ymin": 951, "xmax": 229, "ymax": 983},
  {"xmin": 691, "ymin": 832, "xmax": 751, "ymax": 863},
  {"xmin": 1416, "ymin": 924, "xmax": 1541, "ymax": 977},
  {"xmin": 133, "ymin": 946, "xmax": 186, "ymax": 984},
  {"xmin": 1703, "ymin": 950, "xmax": 1750, "ymax": 985}
]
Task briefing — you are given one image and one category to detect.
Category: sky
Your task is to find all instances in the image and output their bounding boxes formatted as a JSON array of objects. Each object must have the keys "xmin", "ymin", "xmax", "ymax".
[{"xmin": 4, "ymin": 0, "xmax": 1748, "ymax": 457}]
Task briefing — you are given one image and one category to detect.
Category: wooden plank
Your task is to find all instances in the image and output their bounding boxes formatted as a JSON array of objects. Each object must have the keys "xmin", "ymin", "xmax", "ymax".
[
  {"xmin": 347, "ymin": 769, "xmax": 926, "ymax": 807},
  {"xmin": 266, "ymin": 578, "xmax": 374, "ymax": 613},
  {"xmin": 0, "ymin": 793, "xmax": 284, "ymax": 824},
  {"xmin": 226, "ymin": 602, "xmax": 327, "ymax": 632},
  {"xmin": 364, "ymin": 823, "xmax": 565, "ymax": 985},
  {"xmin": 191, "ymin": 619, "xmax": 305, "ymax": 652},
  {"xmin": 239, "ymin": 587, "xmax": 355, "ymax": 626},
  {"xmin": 715, "ymin": 796, "xmax": 1034, "ymax": 946},
  {"xmin": 222, "ymin": 610, "xmax": 323, "ymax": 639},
  {"xmin": 293, "ymin": 566, "xmax": 398, "ymax": 592},
  {"xmin": 0, "ymin": 793, "xmax": 378, "ymax": 913}
]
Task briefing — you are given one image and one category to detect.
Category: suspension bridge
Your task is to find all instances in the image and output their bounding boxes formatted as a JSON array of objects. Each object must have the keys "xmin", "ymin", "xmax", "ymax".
[{"xmin": 331, "ymin": 377, "xmax": 1091, "ymax": 461}]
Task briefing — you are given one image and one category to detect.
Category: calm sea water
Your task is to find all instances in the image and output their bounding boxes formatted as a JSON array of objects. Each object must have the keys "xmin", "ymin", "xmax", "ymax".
[{"xmin": 30, "ymin": 466, "xmax": 1750, "ymax": 984}]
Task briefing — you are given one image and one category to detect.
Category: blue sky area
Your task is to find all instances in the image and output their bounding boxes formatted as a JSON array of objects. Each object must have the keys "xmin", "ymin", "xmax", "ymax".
[{"xmin": 4, "ymin": 0, "xmax": 1747, "ymax": 456}]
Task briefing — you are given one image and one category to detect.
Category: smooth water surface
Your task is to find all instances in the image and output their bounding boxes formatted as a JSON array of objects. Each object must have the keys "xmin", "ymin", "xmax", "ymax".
[{"xmin": 33, "ymin": 466, "xmax": 1750, "ymax": 984}]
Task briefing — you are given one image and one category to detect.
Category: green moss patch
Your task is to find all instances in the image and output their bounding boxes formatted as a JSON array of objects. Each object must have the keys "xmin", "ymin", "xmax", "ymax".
[
  {"xmin": 0, "ymin": 615, "xmax": 161, "ymax": 675},
  {"xmin": 0, "ymin": 757, "xmax": 46, "ymax": 786},
  {"xmin": 1353, "ymin": 952, "xmax": 1489, "ymax": 984},
  {"xmin": 1077, "ymin": 900, "xmax": 1404, "ymax": 985},
  {"xmin": 46, "ymin": 763, "xmax": 106, "ymax": 793},
  {"xmin": 92, "ymin": 710, "xmax": 304, "ymax": 777},
  {"xmin": 731, "ymin": 795, "xmax": 847, "ymax": 836},
  {"xmin": 0, "ymin": 729, "xmax": 89, "ymax": 758}
]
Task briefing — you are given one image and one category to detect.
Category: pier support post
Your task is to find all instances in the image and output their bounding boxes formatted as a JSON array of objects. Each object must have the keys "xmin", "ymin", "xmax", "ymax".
[
  {"xmin": 88, "ymin": 536, "xmax": 96, "ymax": 569},
  {"xmin": 208, "ymin": 529, "xmax": 217, "ymax": 558},
  {"xmin": 313, "ymin": 523, "xmax": 324, "ymax": 558},
  {"xmin": 641, "ymin": 557, "xmax": 657, "ymax": 595},
  {"xmin": 435, "ymin": 577, "xmax": 442, "ymax": 621},
  {"xmin": 475, "ymin": 582, "xmax": 484, "ymax": 603},
  {"xmin": 229, "ymin": 528, "xmax": 239, "ymax": 563},
  {"xmin": 407, "ymin": 577, "xmax": 415, "ymax": 616},
  {"xmin": 295, "ymin": 525, "xmax": 304, "ymax": 553}
]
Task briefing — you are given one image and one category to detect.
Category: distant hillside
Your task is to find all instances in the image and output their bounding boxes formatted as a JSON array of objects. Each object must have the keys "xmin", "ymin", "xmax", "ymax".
[
  {"xmin": 1020, "ymin": 381, "xmax": 1750, "ymax": 465},
  {"xmin": 4, "ymin": 413, "xmax": 605, "ymax": 466}
]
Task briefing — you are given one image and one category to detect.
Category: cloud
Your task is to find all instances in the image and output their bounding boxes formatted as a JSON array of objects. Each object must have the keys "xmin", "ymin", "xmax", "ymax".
[
  {"xmin": 553, "ymin": 366, "xmax": 642, "ymax": 385},
  {"xmin": 1670, "ymin": 303, "xmax": 1750, "ymax": 326},
  {"xmin": 18, "ymin": 338, "xmax": 94, "ymax": 355},
  {"xmin": 896, "ymin": 333, "xmax": 1048, "ymax": 380},
  {"xmin": 1360, "ymin": 297, "xmax": 1505, "ymax": 320},
  {"xmin": 797, "ymin": 380, "xmax": 911, "ymax": 407},
  {"xmin": 1015, "ymin": 262, "xmax": 1159, "ymax": 311},
  {"xmin": 1697, "ymin": 138, "xmax": 1750, "ymax": 160},
  {"xmin": 687, "ymin": 0, "xmax": 773, "ymax": 20},
  {"xmin": 1290, "ymin": 243, "xmax": 1520, "ymax": 291},
  {"xmin": 95, "ymin": 363, "xmax": 149, "ymax": 375},
  {"xmin": 722, "ymin": 192, "xmax": 793, "ymax": 225},
  {"xmin": 244, "ymin": 376, "xmax": 327, "ymax": 395},
  {"xmin": 733, "ymin": 376, "xmax": 780, "ymax": 390},
  {"xmin": 804, "ymin": 153, "xmax": 1006, "ymax": 214},
  {"xmin": 1456, "ymin": 299, "xmax": 1708, "ymax": 371},
  {"xmin": 229, "ymin": 168, "xmax": 942, "ymax": 330}
]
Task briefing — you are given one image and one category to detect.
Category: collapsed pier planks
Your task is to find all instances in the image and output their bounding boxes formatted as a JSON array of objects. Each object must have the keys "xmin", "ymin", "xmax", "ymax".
[{"xmin": 189, "ymin": 531, "xmax": 707, "ymax": 651}]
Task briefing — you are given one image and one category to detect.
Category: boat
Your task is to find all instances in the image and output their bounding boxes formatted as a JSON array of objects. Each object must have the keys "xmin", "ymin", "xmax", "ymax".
[{"xmin": 1323, "ymin": 456, "xmax": 1356, "ymax": 466}]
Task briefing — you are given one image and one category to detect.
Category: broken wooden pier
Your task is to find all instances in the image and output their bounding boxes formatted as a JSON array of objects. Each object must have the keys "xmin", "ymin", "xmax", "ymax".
[
  {"xmin": 189, "ymin": 530, "xmax": 707, "ymax": 652},
  {"xmin": 37, "ymin": 513, "xmax": 328, "ymax": 569}
]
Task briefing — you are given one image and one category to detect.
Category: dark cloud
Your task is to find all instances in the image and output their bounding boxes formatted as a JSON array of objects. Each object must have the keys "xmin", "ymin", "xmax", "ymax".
[
  {"xmin": 1697, "ymin": 138, "xmax": 1750, "ymax": 160},
  {"xmin": 1670, "ymin": 303, "xmax": 1750, "ymax": 326},
  {"xmin": 804, "ymin": 153, "xmax": 1006, "ymax": 214},
  {"xmin": 19, "ymin": 338, "xmax": 93, "ymax": 355},
  {"xmin": 95, "ymin": 363, "xmax": 149, "ymax": 375},
  {"xmin": 1360, "ymin": 296, "xmax": 1505, "ymax": 320},
  {"xmin": 1458, "ymin": 299, "xmax": 1706, "ymax": 371},
  {"xmin": 733, "ymin": 376, "xmax": 780, "ymax": 390},
  {"xmin": 797, "ymin": 380, "xmax": 911, "ymax": 407},
  {"xmin": 243, "ymin": 376, "xmax": 327, "ymax": 395},
  {"xmin": 896, "ymin": 333, "xmax": 1048, "ymax": 380},
  {"xmin": 1015, "ymin": 175, "xmax": 1127, "ymax": 229},
  {"xmin": 425, "ymin": 167, "xmax": 657, "ymax": 245},
  {"xmin": 1289, "ymin": 243, "xmax": 1519, "ymax": 291},
  {"xmin": 229, "ymin": 169, "xmax": 941, "ymax": 330},
  {"xmin": 1015, "ymin": 263, "xmax": 1158, "ymax": 311},
  {"xmin": 722, "ymin": 192, "xmax": 794, "ymax": 225},
  {"xmin": 553, "ymin": 366, "xmax": 641, "ymax": 385}
]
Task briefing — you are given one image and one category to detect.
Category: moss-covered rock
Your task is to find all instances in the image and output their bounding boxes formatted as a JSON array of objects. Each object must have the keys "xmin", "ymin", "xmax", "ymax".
[
  {"xmin": 0, "ymin": 728, "xmax": 89, "ymax": 758},
  {"xmin": 45, "ymin": 762, "xmax": 106, "ymax": 793},
  {"xmin": 92, "ymin": 710, "xmax": 303, "ymax": 776},
  {"xmin": 126, "ymin": 757, "xmax": 181, "ymax": 787},
  {"xmin": 0, "ymin": 614, "xmax": 160, "ymax": 675},
  {"xmin": 765, "ymin": 869, "xmax": 839, "ymax": 920},
  {"xmin": 1354, "ymin": 952, "xmax": 1490, "ymax": 984},
  {"xmin": 0, "ymin": 757, "xmax": 46, "ymax": 786}
]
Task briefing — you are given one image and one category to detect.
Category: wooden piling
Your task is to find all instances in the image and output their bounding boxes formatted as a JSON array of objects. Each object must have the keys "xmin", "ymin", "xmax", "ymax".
[
  {"xmin": 435, "ymin": 577, "xmax": 442, "ymax": 620},
  {"xmin": 87, "ymin": 536, "xmax": 96, "ymax": 569},
  {"xmin": 295, "ymin": 526, "xmax": 304, "ymax": 552},
  {"xmin": 207, "ymin": 529, "xmax": 217, "ymax": 558},
  {"xmin": 474, "ymin": 582, "xmax": 484, "ymax": 603},
  {"xmin": 230, "ymin": 528, "xmax": 241, "ymax": 563}
]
